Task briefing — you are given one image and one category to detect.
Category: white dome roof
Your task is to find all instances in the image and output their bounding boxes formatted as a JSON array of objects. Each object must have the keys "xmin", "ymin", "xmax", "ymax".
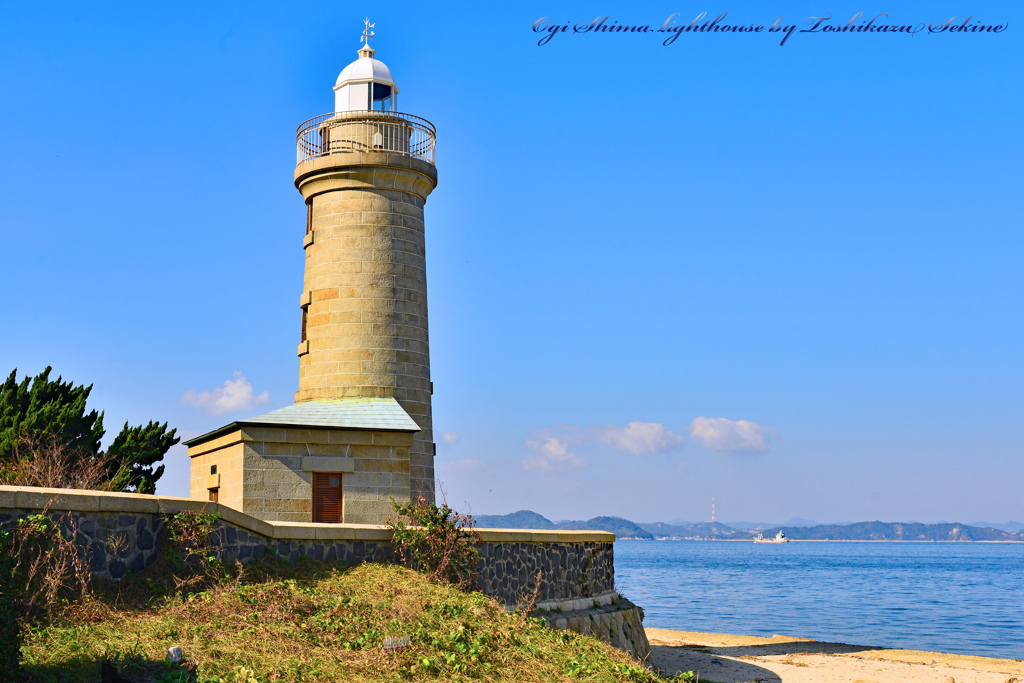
[{"xmin": 335, "ymin": 56, "xmax": 396, "ymax": 89}]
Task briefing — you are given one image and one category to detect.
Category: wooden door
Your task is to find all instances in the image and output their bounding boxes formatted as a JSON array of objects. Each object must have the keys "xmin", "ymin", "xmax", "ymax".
[{"xmin": 312, "ymin": 473, "xmax": 343, "ymax": 523}]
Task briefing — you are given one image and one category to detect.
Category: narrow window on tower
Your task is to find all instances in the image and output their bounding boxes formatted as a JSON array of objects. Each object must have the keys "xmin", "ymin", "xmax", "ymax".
[
  {"xmin": 301, "ymin": 305, "xmax": 308, "ymax": 342},
  {"xmin": 306, "ymin": 202, "xmax": 312, "ymax": 234}
]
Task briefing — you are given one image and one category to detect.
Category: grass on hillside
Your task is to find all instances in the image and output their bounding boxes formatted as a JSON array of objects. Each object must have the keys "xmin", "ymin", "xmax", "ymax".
[{"xmin": 19, "ymin": 559, "xmax": 697, "ymax": 682}]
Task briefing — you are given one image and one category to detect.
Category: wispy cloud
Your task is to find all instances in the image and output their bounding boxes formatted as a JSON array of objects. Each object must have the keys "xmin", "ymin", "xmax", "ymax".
[
  {"xmin": 521, "ymin": 421, "xmax": 684, "ymax": 470},
  {"xmin": 442, "ymin": 432, "xmax": 460, "ymax": 444},
  {"xmin": 596, "ymin": 422, "xmax": 685, "ymax": 455},
  {"xmin": 523, "ymin": 432, "xmax": 588, "ymax": 472},
  {"xmin": 688, "ymin": 417, "xmax": 775, "ymax": 453},
  {"xmin": 180, "ymin": 371, "xmax": 270, "ymax": 417}
]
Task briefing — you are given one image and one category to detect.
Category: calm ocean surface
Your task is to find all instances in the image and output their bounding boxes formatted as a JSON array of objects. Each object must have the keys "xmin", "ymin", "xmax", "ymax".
[{"xmin": 614, "ymin": 541, "xmax": 1024, "ymax": 659}]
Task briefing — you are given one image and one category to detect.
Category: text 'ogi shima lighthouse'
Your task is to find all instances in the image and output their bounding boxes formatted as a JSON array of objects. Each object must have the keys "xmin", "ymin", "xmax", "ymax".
[{"xmin": 186, "ymin": 22, "xmax": 439, "ymax": 525}]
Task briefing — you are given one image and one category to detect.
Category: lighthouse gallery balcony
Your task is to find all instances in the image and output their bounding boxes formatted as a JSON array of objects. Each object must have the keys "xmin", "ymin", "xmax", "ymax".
[{"xmin": 296, "ymin": 111, "xmax": 436, "ymax": 166}]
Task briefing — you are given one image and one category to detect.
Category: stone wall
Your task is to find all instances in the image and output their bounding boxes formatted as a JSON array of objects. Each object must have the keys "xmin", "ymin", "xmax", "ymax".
[
  {"xmin": 0, "ymin": 489, "xmax": 613, "ymax": 599},
  {"xmin": 0, "ymin": 486, "xmax": 644, "ymax": 658},
  {"xmin": 535, "ymin": 593, "xmax": 652, "ymax": 664},
  {"xmin": 476, "ymin": 539, "xmax": 613, "ymax": 604}
]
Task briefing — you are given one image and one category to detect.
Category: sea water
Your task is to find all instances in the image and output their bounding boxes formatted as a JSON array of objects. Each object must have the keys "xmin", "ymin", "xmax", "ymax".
[{"xmin": 614, "ymin": 540, "xmax": 1024, "ymax": 659}]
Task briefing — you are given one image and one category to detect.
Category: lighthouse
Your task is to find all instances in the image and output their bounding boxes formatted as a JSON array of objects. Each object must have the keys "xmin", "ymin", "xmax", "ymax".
[{"xmin": 186, "ymin": 22, "xmax": 438, "ymax": 524}]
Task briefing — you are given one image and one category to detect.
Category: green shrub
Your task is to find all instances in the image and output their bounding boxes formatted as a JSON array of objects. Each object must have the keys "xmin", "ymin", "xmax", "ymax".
[
  {"xmin": 163, "ymin": 510, "xmax": 225, "ymax": 590},
  {"xmin": 387, "ymin": 496, "xmax": 480, "ymax": 589}
]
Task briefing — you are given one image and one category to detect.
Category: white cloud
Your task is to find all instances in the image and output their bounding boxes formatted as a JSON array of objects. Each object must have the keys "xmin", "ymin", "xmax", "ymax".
[
  {"xmin": 180, "ymin": 371, "xmax": 270, "ymax": 417},
  {"xmin": 688, "ymin": 417, "xmax": 775, "ymax": 453},
  {"xmin": 596, "ymin": 422, "xmax": 685, "ymax": 455},
  {"xmin": 520, "ymin": 422, "xmax": 684, "ymax": 470},
  {"xmin": 442, "ymin": 432, "xmax": 460, "ymax": 444},
  {"xmin": 523, "ymin": 432, "xmax": 587, "ymax": 472}
]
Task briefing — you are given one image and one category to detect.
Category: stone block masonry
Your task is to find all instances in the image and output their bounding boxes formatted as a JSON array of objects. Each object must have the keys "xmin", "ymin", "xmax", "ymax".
[
  {"xmin": 0, "ymin": 486, "xmax": 649, "ymax": 660},
  {"xmin": 188, "ymin": 425, "xmax": 413, "ymax": 525},
  {"xmin": 295, "ymin": 152, "xmax": 439, "ymax": 503},
  {"xmin": 533, "ymin": 591, "xmax": 652, "ymax": 663}
]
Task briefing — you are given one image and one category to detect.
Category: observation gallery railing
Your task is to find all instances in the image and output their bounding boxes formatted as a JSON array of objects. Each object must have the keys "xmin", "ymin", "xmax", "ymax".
[{"xmin": 296, "ymin": 111, "xmax": 436, "ymax": 165}]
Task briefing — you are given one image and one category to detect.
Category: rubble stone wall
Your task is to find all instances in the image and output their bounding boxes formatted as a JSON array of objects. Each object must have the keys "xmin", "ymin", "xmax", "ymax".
[{"xmin": 0, "ymin": 487, "xmax": 642, "ymax": 658}]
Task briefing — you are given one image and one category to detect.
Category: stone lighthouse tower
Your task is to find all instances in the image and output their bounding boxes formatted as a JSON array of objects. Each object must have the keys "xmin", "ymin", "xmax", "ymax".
[
  {"xmin": 294, "ymin": 25, "xmax": 437, "ymax": 502},
  {"xmin": 185, "ymin": 22, "xmax": 437, "ymax": 524}
]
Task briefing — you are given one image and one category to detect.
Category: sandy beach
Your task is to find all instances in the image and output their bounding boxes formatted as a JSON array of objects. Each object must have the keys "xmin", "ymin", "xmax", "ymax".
[{"xmin": 646, "ymin": 629, "xmax": 1024, "ymax": 683}]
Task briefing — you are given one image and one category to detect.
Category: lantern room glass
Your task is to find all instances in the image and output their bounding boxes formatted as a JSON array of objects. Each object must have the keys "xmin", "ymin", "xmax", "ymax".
[{"xmin": 372, "ymin": 82, "xmax": 394, "ymax": 111}]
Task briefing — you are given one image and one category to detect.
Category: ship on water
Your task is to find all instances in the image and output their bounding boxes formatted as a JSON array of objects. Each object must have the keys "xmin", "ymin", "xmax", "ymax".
[{"xmin": 754, "ymin": 531, "xmax": 791, "ymax": 543}]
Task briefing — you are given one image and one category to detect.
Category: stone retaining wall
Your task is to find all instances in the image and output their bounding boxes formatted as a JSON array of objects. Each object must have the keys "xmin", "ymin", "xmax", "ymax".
[
  {"xmin": 0, "ymin": 487, "xmax": 640, "ymax": 655},
  {"xmin": 532, "ymin": 590, "xmax": 653, "ymax": 662},
  {"xmin": 538, "ymin": 600, "xmax": 652, "ymax": 664},
  {"xmin": 0, "ymin": 488, "xmax": 617, "ymax": 600}
]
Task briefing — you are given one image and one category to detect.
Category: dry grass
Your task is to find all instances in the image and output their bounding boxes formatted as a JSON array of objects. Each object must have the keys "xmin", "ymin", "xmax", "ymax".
[
  {"xmin": 19, "ymin": 560, "xmax": 676, "ymax": 682},
  {"xmin": 6, "ymin": 511, "xmax": 92, "ymax": 618},
  {"xmin": 0, "ymin": 432, "xmax": 124, "ymax": 491}
]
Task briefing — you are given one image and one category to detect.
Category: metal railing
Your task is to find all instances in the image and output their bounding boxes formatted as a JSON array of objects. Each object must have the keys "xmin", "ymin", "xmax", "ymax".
[{"xmin": 296, "ymin": 111, "xmax": 435, "ymax": 165}]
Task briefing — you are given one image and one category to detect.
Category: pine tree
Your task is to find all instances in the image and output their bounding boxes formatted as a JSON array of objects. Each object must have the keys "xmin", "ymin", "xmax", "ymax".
[
  {"xmin": 0, "ymin": 367, "xmax": 178, "ymax": 493},
  {"xmin": 0, "ymin": 367, "xmax": 104, "ymax": 464},
  {"xmin": 106, "ymin": 420, "xmax": 178, "ymax": 494}
]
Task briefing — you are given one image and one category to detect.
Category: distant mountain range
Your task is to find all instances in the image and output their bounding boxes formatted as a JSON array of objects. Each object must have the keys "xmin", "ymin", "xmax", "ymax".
[
  {"xmin": 756, "ymin": 521, "xmax": 1023, "ymax": 542},
  {"xmin": 473, "ymin": 511, "xmax": 653, "ymax": 539},
  {"xmin": 474, "ymin": 510, "xmax": 1024, "ymax": 542},
  {"xmin": 718, "ymin": 518, "xmax": 824, "ymax": 530},
  {"xmin": 970, "ymin": 521, "xmax": 1024, "ymax": 533}
]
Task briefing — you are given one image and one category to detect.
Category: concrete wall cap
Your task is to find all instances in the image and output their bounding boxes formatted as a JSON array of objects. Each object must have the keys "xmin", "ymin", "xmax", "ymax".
[
  {"xmin": 0, "ymin": 486, "xmax": 613, "ymax": 544},
  {"xmin": 475, "ymin": 528, "xmax": 615, "ymax": 544}
]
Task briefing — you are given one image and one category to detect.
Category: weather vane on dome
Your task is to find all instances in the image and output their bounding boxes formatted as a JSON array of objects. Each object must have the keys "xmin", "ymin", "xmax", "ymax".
[{"xmin": 361, "ymin": 17, "xmax": 375, "ymax": 46}]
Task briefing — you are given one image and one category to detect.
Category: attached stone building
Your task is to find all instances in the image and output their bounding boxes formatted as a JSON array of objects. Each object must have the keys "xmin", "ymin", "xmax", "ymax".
[{"xmin": 186, "ymin": 38, "xmax": 438, "ymax": 525}]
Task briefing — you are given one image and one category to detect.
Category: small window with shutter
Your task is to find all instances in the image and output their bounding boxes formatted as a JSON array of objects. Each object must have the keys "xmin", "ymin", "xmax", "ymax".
[
  {"xmin": 209, "ymin": 488, "xmax": 219, "ymax": 503},
  {"xmin": 312, "ymin": 472, "xmax": 343, "ymax": 523}
]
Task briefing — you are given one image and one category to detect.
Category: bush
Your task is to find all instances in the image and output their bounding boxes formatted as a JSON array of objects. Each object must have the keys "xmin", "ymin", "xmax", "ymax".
[
  {"xmin": 0, "ymin": 530, "xmax": 22, "ymax": 682},
  {"xmin": 387, "ymin": 495, "xmax": 480, "ymax": 589},
  {"xmin": 163, "ymin": 510, "xmax": 226, "ymax": 590}
]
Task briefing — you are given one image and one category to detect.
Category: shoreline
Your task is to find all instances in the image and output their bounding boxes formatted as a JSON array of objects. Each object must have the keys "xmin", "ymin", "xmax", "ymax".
[{"xmin": 645, "ymin": 628, "xmax": 1024, "ymax": 682}]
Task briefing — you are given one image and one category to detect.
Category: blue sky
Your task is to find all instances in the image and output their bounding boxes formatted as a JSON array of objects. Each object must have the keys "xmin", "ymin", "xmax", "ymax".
[{"xmin": 1, "ymin": 2, "xmax": 1020, "ymax": 525}]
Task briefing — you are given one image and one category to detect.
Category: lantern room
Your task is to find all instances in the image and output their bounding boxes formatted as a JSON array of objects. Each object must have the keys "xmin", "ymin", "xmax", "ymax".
[{"xmin": 333, "ymin": 43, "xmax": 399, "ymax": 113}]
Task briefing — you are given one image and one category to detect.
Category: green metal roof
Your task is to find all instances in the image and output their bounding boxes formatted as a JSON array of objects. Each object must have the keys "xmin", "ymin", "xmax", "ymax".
[{"xmin": 184, "ymin": 397, "xmax": 420, "ymax": 446}]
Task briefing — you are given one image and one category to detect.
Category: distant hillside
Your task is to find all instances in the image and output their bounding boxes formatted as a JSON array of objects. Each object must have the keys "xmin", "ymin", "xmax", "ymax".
[
  {"xmin": 726, "ymin": 518, "xmax": 825, "ymax": 530},
  {"xmin": 474, "ymin": 512, "xmax": 652, "ymax": 539},
  {"xmin": 761, "ymin": 521, "xmax": 1024, "ymax": 542},
  {"xmin": 474, "ymin": 512, "xmax": 1024, "ymax": 542},
  {"xmin": 970, "ymin": 521, "xmax": 1024, "ymax": 534},
  {"xmin": 638, "ymin": 522, "xmax": 692, "ymax": 537},
  {"xmin": 721, "ymin": 521, "xmax": 769, "ymax": 531},
  {"xmin": 555, "ymin": 516, "xmax": 654, "ymax": 539},
  {"xmin": 639, "ymin": 521, "xmax": 746, "ymax": 540},
  {"xmin": 473, "ymin": 510, "xmax": 556, "ymax": 530}
]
